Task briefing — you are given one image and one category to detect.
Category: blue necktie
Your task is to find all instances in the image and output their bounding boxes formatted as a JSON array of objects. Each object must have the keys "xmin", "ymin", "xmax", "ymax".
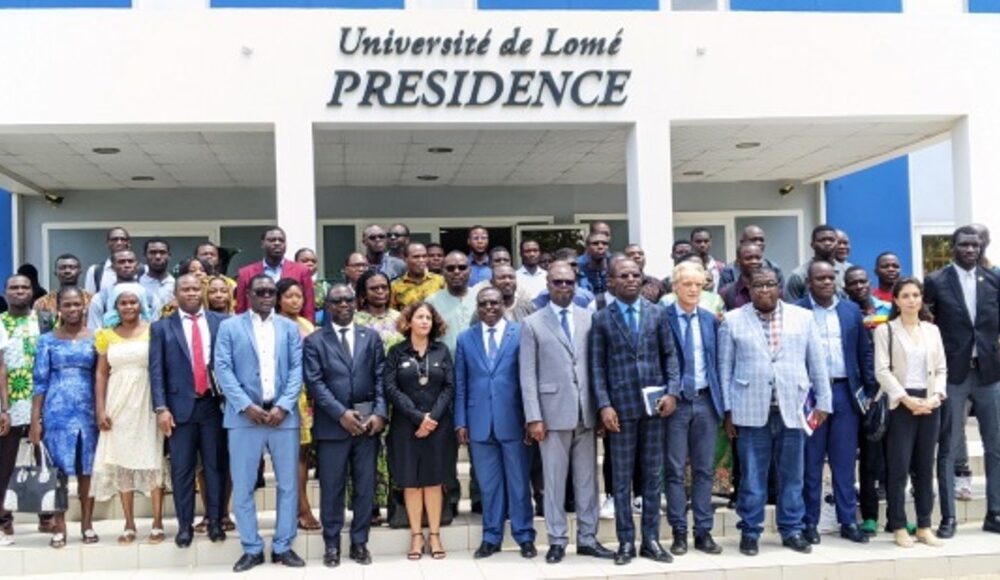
[
  {"xmin": 487, "ymin": 327, "xmax": 499, "ymax": 360},
  {"xmin": 626, "ymin": 305, "xmax": 639, "ymax": 337},
  {"xmin": 681, "ymin": 313, "xmax": 697, "ymax": 400},
  {"xmin": 560, "ymin": 309, "xmax": 573, "ymax": 346}
]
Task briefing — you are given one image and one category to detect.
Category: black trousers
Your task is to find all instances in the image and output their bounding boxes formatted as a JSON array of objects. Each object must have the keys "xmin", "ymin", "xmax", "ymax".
[
  {"xmin": 858, "ymin": 430, "xmax": 887, "ymax": 522},
  {"xmin": 0, "ymin": 426, "xmax": 53, "ymax": 528},
  {"xmin": 168, "ymin": 398, "xmax": 226, "ymax": 529},
  {"xmin": 886, "ymin": 405, "xmax": 940, "ymax": 531},
  {"xmin": 318, "ymin": 436, "xmax": 376, "ymax": 547}
]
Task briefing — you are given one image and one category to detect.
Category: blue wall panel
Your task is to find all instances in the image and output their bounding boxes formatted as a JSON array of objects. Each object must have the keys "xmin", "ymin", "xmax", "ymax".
[
  {"xmin": 0, "ymin": 0, "xmax": 129, "ymax": 7},
  {"xmin": 479, "ymin": 0, "xmax": 658, "ymax": 9},
  {"xmin": 969, "ymin": 0, "xmax": 1000, "ymax": 13},
  {"xmin": 0, "ymin": 190, "xmax": 11, "ymax": 284},
  {"xmin": 825, "ymin": 156, "xmax": 913, "ymax": 278},
  {"xmin": 730, "ymin": 0, "xmax": 901, "ymax": 12},
  {"xmin": 212, "ymin": 0, "xmax": 402, "ymax": 7}
]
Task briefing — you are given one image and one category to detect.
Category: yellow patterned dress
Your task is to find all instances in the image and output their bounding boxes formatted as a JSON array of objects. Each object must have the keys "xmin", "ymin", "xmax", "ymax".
[{"xmin": 294, "ymin": 316, "xmax": 316, "ymax": 446}]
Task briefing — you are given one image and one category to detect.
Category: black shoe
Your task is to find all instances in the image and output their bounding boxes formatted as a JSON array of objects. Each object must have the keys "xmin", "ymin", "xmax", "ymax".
[
  {"xmin": 323, "ymin": 546, "xmax": 341, "ymax": 568},
  {"xmin": 937, "ymin": 517, "xmax": 957, "ymax": 539},
  {"xmin": 175, "ymin": 527, "xmax": 193, "ymax": 548},
  {"xmin": 534, "ymin": 503, "xmax": 545, "ymax": 517},
  {"xmin": 803, "ymin": 525, "xmax": 821, "ymax": 545},
  {"xmin": 739, "ymin": 536, "xmax": 758, "ymax": 556},
  {"xmin": 694, "ymin": 533, "xmax": 723, "ymax": 554},
  {"xmin": 639, "ymin": 540, "xmax": 673, "ymax": 563},
  {"xmin": 614, "ymin": 543, "xmax": 635, "ymax": 565},
  {"xmin": 565, "ymin": 500, "xmax": 575, "ymax": 513},
  {"xmin": 840, "ymin": 524, "xmax": 869, "ymax": 544},
  {"xmin": 782, "ymin": 533, "xmax": 812, "ymax": 554},
  {"xmin": 271, "ymin": 549, "xmax": 306, "ymax": 567},
  {"xmin": 233, "ymin": 552, "xmax": 264, "ymax": 573},
  {"xmin": 207, "ymin": 522, "xmax": 226, "ymax": 543},
  {"xmin": 474, "ymin": 541, "xmax": 501, "ymax": 559},
  {"xmin": 545, "ymin": 545, "xmax": 565, "ymax": 564},
  {"xmin": 983, "ymin": 512, "xmax": 1000, "ymax": 534},
  {"xmin": 471, "ymin": 501, "xmax": 483, "ymax": 514},
  {"xmin": 519, "ymin": 541, "xmax": 537, "ymax": 558},
  {"xmin": 577, "ymin": 542, "xmax": 615, "ymax": 559},
  {"xmin": 670, "ymin": 533, "xmax": 687, "ymax": 556},
  {"xmin": 350, "ymin": 543, "xmax": 372, "ymax": 565}
]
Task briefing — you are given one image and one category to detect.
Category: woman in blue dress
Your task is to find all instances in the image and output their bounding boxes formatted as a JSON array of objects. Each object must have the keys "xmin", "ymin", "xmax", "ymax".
[{"xmin": 29, "ymin": 287, "xmax": 98, "ymax": 548}]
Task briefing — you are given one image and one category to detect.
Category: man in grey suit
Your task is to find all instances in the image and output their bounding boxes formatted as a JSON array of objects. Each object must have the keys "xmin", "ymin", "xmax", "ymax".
[
  {"xmin": 521, "ymin": 262, "xmax": 615, "ymax": 564},
  {"xmin": 718, "ymin": 268, "xmax": 831, "ymax": 557}
]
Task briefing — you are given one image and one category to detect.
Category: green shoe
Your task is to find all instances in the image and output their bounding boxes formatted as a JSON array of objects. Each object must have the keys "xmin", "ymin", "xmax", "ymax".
[
  {"xmin": 906, "ymin": 522, "xmax": 917, "ymax": 535},
  {"xmin": 860, "ymin": 519, "xmax": 878, "ymax": 535}
]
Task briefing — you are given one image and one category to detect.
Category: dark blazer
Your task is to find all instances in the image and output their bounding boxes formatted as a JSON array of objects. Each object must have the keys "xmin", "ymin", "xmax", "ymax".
[
  {"xmin": 795, "ymin": 296, "xmax": 877, "ymax": 397},
  {"xmin": 664, "ymin": 304, "xmax": 725, "ymax": 419},
  {"xmin": 924, "ymin": 264, "xmax": 1000, "ymax": 385},
  {"xmin": 589, "ymin": 298, "xmax": 680, "ymax": 422},
  {"xmin": 234, "ymin": 259, "xmax": 315, "ymax": 322},
  {"xmin": 303, "ymin": 324, "xmax": 387, "ymax": 441},
  {"xmin": 149, "ymin": 310, "xmax": 226, "ymax": 424},
  {"xmin": 454, "ymin": 322, "xmax": 525, "ymax": 443}
]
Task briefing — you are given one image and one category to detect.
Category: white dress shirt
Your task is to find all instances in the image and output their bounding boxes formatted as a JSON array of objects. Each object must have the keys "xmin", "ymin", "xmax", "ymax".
[
  {"xmin": 809, "ymin": 295, "xmax": 847, "ymax": 380},
  {"xmin": 331, "ymin": 322, "xmax": 355, "ymax": 358},
  {"xmin": 674, "ymin": 303, "xmax": 708, "ymax": 389},
  {"xmin": 955, "ymin": 263, "xmax": 978, "ymax": 356},
  {"xmin": 549, "ymin": 301, "xmax": 575, "ymax": 343},
  {"xmin": 181, "ymin": 308, "xmax": 211, "ymax": 368},
  {"xmin": 251, "ymin": 311, "xmax": 277, "ymax": 402},
  {"xmin": 482, "ymin": 318, "xmax": 508, "ymax": 355},
  {"xmin": 516, "ymin": 266, "xmax": 548, "ymax": 299}
]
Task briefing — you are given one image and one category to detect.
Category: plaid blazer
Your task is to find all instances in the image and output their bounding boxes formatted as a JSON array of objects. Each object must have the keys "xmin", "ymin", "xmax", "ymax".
[{"xmin": 589, "ymin": 298, "xmax": 680, "ymax": 422}]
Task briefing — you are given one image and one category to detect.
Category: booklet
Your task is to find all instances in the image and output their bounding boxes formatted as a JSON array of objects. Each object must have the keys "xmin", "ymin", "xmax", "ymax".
[
  {"xmin": 642, "ymin": 386, "xmax": 666, "ymax": 417},
  {"xmin": 800, "ymin": 388, "xmax": 822, "ymax": 436}
]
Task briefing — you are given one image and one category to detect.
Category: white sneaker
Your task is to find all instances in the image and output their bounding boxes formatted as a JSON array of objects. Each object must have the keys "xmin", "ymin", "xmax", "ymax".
[
  {"xmin": 599, "ymin": 495, "xmax": 616, "ymax": 520},
  {"xmin": 956, "ymin": 475, "xmax": 974, "ymax": 501},
  {"xmin": 0, "ymin": 532, "xmax": 13, "ymax": 547},
  {"xmin": 632, "ymin": 497, "xmax": 643, "ymax": 514}
]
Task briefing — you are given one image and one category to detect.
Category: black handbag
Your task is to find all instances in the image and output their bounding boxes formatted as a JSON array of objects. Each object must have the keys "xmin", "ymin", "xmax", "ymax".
[
  {"xmin": 862, "ymin": 324, "xmax": 893, "ymax": 442},
  {"xmin": 2, "ymin": 440, "xmax": 69, "ymax": 514}
]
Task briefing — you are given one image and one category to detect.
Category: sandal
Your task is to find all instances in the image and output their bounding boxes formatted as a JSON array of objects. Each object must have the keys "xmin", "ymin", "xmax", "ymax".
[
  {"xmin": 82, "ymin": 529, "xmax": 99, "ymax": 544},
  {"xmin": 221, "ymin": 517, "xmax": 236, "ymax": 532},
  {"xmin": 297, "ymin": 516, "xmax": 322, "ymax": 531},
  {"xmin": 193, "ymin": 518, "xmax": 209, "ymax": 534},
  {"xmin": 428, "ymin": 532, "xmax": 446, "ymax": 560},
  {"xmin": 148, "ymin": 528, "xmax": 166, "ymax": 545},
  {"xmin": 50, "ymin": 533, "xmax": 66, "ymax": 549},
  {"xmin": 407, "ymin": 533, "xmax": 425, "ymax": 561},
  {"xmin": 117, "ymin": 529, "xmax": 137, "ymax": 545}
]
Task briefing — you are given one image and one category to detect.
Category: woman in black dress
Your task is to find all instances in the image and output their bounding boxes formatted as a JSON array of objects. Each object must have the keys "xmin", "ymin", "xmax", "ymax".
[{"xmin": 385, "ymin": 301, "xmax": 456, "ymax": 561}]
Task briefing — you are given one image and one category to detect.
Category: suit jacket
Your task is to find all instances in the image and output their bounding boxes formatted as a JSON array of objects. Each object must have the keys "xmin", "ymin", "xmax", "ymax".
[
  {"xmin": 718, "ymin": 302, "xmax": 831, "ymax": 429},
  {"xmin": 589, "ymin": 298, "xmax": 680, "ymax": 422},
  {"xmin": 874, "ymin": 319, "xmax": 948, "ymax": 410},
  {"xmin": 149, "ymin": 310, "xmax": 226, "ymax": 424},
  {"xmin": 213, "ymin": 312, "xmax": 303, "ymax": 430},
  {"xmin": 303, "ymin": 324, "xmax": 387, "ymax": 441},
  {"xmin": 520, "ymin": 304, "xmax": 595, "ymax": 431},
  {"xmin": 234, "ymin": 259, "xmax": 315, "ymax": 322},
  {"xmin": 664, "ymin": 304, "xmax": 725, "ymax": 419},
  {"xmin": 923, "ymin": 264, "xmax": 1000, "ymax": 385},
  {"xmin": 454, "ymin": 322, "xmax": 525, "ymax": 443},
  {"xmin": 795, "ymin": 296, "xmax": 877, "ymax": 398}
]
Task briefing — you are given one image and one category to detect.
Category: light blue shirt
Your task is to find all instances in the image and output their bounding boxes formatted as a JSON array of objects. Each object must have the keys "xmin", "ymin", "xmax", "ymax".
[
  {"xmin": 809, "ymin": 294, "xmax": 847, "ymax": 380},
  {"xmin": 549, "ymin": 301, "xmax": 575, "ymax": 342},
  {"xmin": 262, "ymin": 259, "xmax": 285, "ymax": 282},
  {"xmin": 615, "ymin": 298, "xmax": 641, "ymax": 327},
  {"xmin": 674, "ymin": 303, "xmax": 708, "ymax": 390}
]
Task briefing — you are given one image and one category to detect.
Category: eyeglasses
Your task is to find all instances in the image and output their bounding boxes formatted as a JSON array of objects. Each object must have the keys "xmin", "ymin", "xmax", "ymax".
[
  {"xmin": 388, "ymin": 232, "xmax": 406, "ymax": 239},
  {"xmin": 367, "ymin": 234, "xmax": 387, "ymax": 240},
  {"xmin": 252, "ymin": 288, "xmax": 277, "ymax": 297},
  {"xmin": 347, "ymin": 262, "xmax": 368, "ymax": 268},
  {"xmin": 750, "ymin": 281, "xmax": 780, "ymax": 290},
  {"xmin": 477, "ymin": 300, "xmax": 501, "ymax": 307},
  {"xmin": 617, "ymin": 273, "xmax": 642, "ymax": 280},
  {"xmin": 550, "ymin": 279, "xmax": 575, "ymax": 287},
  {"xmin": 326, "ymin": 296, "xmax": 353, "ymax": 305},
  {"xmin": 445, "ymin": 264, "xmax": 470, "ymax": 272}
]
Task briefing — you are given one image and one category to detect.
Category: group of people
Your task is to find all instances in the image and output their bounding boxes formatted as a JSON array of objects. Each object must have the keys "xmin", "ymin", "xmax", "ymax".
[{"xmin": 0, "ymin": 219, "xmax": 997, "ymax": 573}]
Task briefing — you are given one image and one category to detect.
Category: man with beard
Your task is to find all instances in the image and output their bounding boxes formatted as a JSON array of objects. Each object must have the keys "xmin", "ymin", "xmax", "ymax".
[
  {"xmin": 362, "ymin": 225, "xmax": 406, "ymax": 281},
  {"xmin": 235, "ymin": 227, "xmax": 315, "ymax": 322},
  {"xmin": 784, "ymin": 225, "xmax": 842, "ymax": 302}
]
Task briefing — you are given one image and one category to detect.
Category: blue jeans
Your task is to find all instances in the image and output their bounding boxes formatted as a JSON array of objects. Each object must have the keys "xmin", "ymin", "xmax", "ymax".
[
  {"xmin": 664, "ymin": 395, "xmax": 718, "ymax": 535},
  {"xmin": 736, "ymin": 409, "xmax": 805, "ymax": 540}
]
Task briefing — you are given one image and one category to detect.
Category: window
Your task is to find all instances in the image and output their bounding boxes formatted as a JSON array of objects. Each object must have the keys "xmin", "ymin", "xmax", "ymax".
[{"xmin": 921, "ymin": 235, "xmax": 951, "ymax": 276}]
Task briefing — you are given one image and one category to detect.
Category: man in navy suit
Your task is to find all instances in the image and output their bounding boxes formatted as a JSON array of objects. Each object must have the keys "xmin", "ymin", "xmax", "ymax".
[
  {"xmin": 303, "ymin": 284, "xmax": 387, "ymax": 568},
  {"xmin": 455, "ymin": 287, "xmax": 537, "ymax": 560},
  {"xmin": 663, "ymin": 261, "xmax": 725, "ymax": 556},
  {"xmin": 151, "ymin": 274, "xmax": 228, "ymax": 547},
  {"xmin": 590, "ymin": 258, "xmax": 680, "ymax": 565},
  {"xmin": 796, "ymin": 261, "xmax": 875, "ymax": 544},
  {"xmin": 215, "ymin": 274, "xmax": 305, "ymax": 572}
]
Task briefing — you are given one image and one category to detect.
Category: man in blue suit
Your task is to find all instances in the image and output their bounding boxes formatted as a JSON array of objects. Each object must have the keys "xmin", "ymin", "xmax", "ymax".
[
  {"xmin": 663, "ymin": 261, "xmax": 725, "ymax": 556},
  {"xmin": 150, "ymin": 274, "xmax": 228, "ymax": 548},
  {"xmin": 797, "ymin": 261, "xmax": 875, "ymax": 545},
  {"xmin": 455, "ymin": 286, "xmax": 537, "ymax": 560},
  {"xmin": 215, "ymin": 274, "xmax": 305, "ymax": 572},
  {"xmin": 303, "ymin": 284, "xmax": 387, "ymax": 568},
  {"xmin": 590, "ymin": 258, "xmax": 680, "ymax": 565}
]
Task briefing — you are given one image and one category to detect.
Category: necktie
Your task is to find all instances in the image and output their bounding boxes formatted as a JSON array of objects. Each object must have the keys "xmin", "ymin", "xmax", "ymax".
[
  {"xmin": 487, "ymin": 327, "xmax": 499, "ymax": 360},
  {"xmin": 626, "ymin": 305, "xmax": 638, "ymax": 337},
  {"xmin": 559, "ymin": 309, "xmax": 573, "ymax": 345},
  {"xmin": 681, "ymin": 313, "xmax": 697, "ymax": 400},
  {"xmin": 339, "ymin": 328, "xmax": 353, "ymax": 363},
  {"xmin": 188, "ymin": 314, "xmax": 209, "ymax": 397}
]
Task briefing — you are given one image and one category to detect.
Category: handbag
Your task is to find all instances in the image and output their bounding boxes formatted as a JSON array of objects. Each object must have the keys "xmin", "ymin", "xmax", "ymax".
[
  {"xmin": 862, "ymin": 324, "xmax": 892, "ymax": 442},
  {"xmin": 2, "ymin": 440, "xmax": 69, "ymax": 514}
]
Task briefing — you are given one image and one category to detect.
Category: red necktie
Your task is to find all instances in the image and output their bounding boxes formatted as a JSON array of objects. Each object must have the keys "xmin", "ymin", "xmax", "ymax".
[{"xmin": 189, "ymin": 313, "xmax": 210, "ymax": 397}]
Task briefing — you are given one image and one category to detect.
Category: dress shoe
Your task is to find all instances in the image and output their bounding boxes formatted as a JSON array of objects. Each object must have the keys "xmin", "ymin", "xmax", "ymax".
[
  {"xmin": 803, "ymin": 525, "xmax": 821, "ymax": 545},
  {"xmin": 271, "ymin": 549, "xmax": 306, "ymax": 567},
  {"xmin": 639, "ymin": 540, "xmax": 673, "ymax": 563},
  {"xmin": 936, "ymin": 517, "xmax": 957, "ymax": 539},
  {"xmin": 323, "ymin": 546, "xmax": 341, "ymax": 568},
  {"xmin": 739, "ymin": 535, "xmax": 758, "ymax": 556},
  {"xmin": 840, "ymin": 524, "xmax": 869, "ymax": 544},
  {"xmin": 670, "ymin": 534, "xmax": 687, "ymax": 556},
  {"xmin": 232, "ymin": 552, "xmax": 264, "ymax": 573},
  {"xmin": 916, "ymin": 528, "xmax": 944, "ymax": 547},
  {"xmin": 207, "ymin": 522, "xmax": 226, "ymax": 543},
  {"xmin": 576, "ymin": 542, "xmax": 615, "ymax": 559},
  {"xmin": 350, "ymin": 543, "xmax": 372, "ymax": 565},
  {"xmin": 545, "ymin": 544, "xmax": 565, "ymax": 564},
  {"xmin": 534, "ymin": 503, "xmax": 544, "ymax": 517},
  {"xmin": 471, "ymin": 501, "xmax": 483, "ymax": 514},
  {"xmin": 519, "ymin": 541, "xmax": 537, "ymax": 558},
  {"xmin": 983, "ymin": 512, "xmax": 1000, "ymax": 534},
  {"xmin": 474, "ymin": 541, "xmax": 501, "ymax": 559},
  {"xmin": 175, "ymin": 527, "xmax": 193, "ymax": 548},
  {"xmin": 694, "ymin": 533, "xmax": 723, "ymax": 554},
  {"xmin": 782, "ymin": 533, "xmax": 812, "ymax": 554},
  {"xmin": 613, "ymin": 543, "xmax": 635, "ymax": 565}
]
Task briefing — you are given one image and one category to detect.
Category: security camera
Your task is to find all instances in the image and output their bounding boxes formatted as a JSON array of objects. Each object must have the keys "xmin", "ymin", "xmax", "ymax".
[
  {"xmin": 44, "ymin": 193, "xmax": 64, "ymax": 206},
  {"xmin": 779, "ymin": 183, "xmax": 795, "ymax": 196}
]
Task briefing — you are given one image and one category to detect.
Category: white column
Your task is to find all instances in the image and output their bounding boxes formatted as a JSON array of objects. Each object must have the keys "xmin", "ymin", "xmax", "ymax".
[
  {"xmin": 952, "ymin": 113, "xmax": 1000, "ymax": 264},
  {"xmin": 626, "ymin": 121, "xmax": 674, "ymax": 278},
  {"xmin": 274, "ymin": 120, "xmax": 317, "ymax": 255}
]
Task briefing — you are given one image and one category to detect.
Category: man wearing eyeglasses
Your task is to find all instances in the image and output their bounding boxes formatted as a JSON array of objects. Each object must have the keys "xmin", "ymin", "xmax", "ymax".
[
  {"xmin": 718, "ymin": 268, "xmax": 830, "ymax": 557},
  {"xmin": 427, "ymin": 251, "xmax": 478, "ymax": 356},
  {"xmin": 362, "ymin": 225, "xmax": 406, "ymax": 281},
  {"xmin": 84, "ymin": 226, "xmax": 133, "ymax": 295},
  {"xmin": 387, "ymin": 223, "xmax": 411, "ymax": 260}
]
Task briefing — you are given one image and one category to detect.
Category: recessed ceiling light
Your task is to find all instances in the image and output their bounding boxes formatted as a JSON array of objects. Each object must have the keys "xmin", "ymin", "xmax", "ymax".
[
  {"xmin": 92, "ymin": 147, "xmax": 121, "ymax": 155},
  {"xmin": 427, "ymin": 147, "xmax": 453, "ymax": 154},
  {"xmin": 735, "ymin": 142, "xmax": 761, "ymax": 149},
  {"xmin": 682, "ymin": 170, "xmax": 705, "ymax": 176},
  {"xmin": 131, "ymin": 176, "xmax": 155, "ymax": 182},
  {"xmin": 416, "ymin": 175, "xmax": 439, "ymax": 181}
]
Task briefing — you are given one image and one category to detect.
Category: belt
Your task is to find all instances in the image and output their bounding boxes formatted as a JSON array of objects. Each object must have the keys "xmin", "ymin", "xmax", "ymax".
[
  {"xmin": 830, "ymin": 378, "xmax": 849, "ymax": 384},
  {"xmin": 905, "ymin": 388, "xmax": 927, "ymax": 397}
]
